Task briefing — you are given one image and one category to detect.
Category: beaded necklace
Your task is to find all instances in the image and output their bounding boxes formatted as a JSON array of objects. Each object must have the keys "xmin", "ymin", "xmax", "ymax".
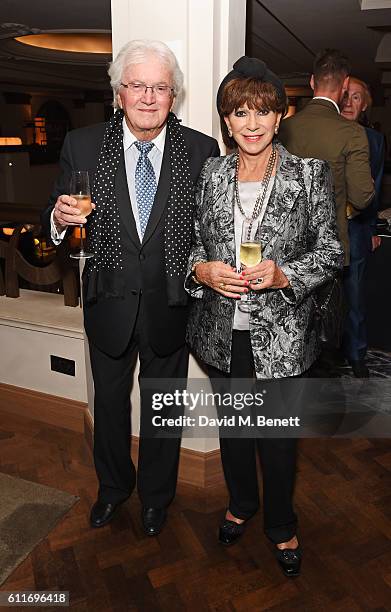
[{"xmin": 234, "ymin": 143, "xmax": 276, "ymax": 238}]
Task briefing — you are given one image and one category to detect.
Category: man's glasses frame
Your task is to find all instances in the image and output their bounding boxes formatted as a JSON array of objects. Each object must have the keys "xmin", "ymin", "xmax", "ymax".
[{"xmin": 120, "ymin": 81, "xmax": 174, "ymax": 98}]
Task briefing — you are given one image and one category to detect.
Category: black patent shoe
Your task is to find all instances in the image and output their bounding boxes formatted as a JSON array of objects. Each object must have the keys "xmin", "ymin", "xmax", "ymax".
[
  {"xmin": 275, "ymin": 546, "xmax": 302, "ymax": 577},
  {"xmin": 90, "ymin": 501, "xmax": 120, "ymax": 528},
  {"xmin": 219, "ymin": 518, "xmax": 246, "ymax": 545},
  {"xmin": 142, "ymin": 507, "xmax": 167, "ymax": 536}
]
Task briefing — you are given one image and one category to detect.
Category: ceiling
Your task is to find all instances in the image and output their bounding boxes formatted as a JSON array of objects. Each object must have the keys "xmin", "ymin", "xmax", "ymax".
[
  {"xmin": 1, "ymin": 0, "xmax": 391, "ymax": 103},
  {"xmin": 0, "ymin": 0, "xmax": 112, "ymax": 95},
  {"xmin": 247, "ymin": 0, "xmax": 391, "ymax": 102}
]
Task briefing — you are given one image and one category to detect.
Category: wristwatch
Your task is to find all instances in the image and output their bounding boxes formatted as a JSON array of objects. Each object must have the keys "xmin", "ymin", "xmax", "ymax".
[{"xmin": 191, "ymin": 260, "xmax": 206, "ymax": 284}]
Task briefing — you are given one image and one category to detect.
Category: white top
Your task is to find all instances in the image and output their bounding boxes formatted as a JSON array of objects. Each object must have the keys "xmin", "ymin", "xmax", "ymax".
[
  {"xmin": 50, "ymin": 118, "xmax": 167, "ymax": 243},
  {"xmin": 233, "ymin": 177, "xmax": 275, "ymax": 330}
]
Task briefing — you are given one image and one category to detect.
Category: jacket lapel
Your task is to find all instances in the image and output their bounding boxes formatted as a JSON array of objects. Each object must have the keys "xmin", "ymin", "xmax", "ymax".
[
  {"xmin": 211, "ymin": 154, "xmax": 236, "ymax": 266},
  {"xmin": 260, "ymin": 144, "xmax": 303, "ymax": 257},
  {"xmin": 142, "ymin": 131, "xmax": 171, "ymax": 245},
  {"xmin": 115, "ymin": 149, "xmax": 141, "ymax": 247}
]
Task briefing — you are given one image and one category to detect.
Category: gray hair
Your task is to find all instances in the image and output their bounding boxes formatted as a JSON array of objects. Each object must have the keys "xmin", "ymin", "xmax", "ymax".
[{"xmin": 108, "ymin": 39, "xmax": 184, "ymax": 107}]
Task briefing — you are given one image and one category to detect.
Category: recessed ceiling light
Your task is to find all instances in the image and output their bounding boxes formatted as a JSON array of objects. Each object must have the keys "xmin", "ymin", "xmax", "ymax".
[{"xmin": 15, "ymin": 33, "xmax": 112, "ymax": 54}]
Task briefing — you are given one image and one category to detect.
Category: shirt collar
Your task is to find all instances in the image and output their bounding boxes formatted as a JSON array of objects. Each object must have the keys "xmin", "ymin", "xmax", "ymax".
[
  {"xmin": 312, "ymin": 96, "xmax": 340, "ymax": 114},
  {"xmin": 122, "ymin": 117, "xmax": 167, "ymax": 152}
]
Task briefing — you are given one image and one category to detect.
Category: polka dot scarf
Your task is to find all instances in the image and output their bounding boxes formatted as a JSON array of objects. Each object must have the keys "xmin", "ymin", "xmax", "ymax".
[
  {"xmin": 164, "ymin": 111, "xmax": 194, "ymax": 306},
  {"xmin": 84, "ymin": 109, "xmax": 194, "ymax": 307}
]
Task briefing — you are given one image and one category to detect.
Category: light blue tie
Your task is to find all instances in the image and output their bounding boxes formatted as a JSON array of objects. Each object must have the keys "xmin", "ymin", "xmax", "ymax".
[{"xmin": 134, "ymin": 141, "xmax": 157, "ymax": 237}]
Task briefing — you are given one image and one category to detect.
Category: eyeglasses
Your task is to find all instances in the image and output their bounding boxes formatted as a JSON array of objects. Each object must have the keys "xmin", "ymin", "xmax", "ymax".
[{"xmin": 120, "ymin": 81, "xmax": 174, "ymax": 98}]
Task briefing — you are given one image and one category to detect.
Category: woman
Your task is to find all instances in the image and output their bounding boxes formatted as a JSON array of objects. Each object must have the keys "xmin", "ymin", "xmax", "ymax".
[{"xmin": 185, "ymin": 57, "xmax": 344, "ymax": 577}]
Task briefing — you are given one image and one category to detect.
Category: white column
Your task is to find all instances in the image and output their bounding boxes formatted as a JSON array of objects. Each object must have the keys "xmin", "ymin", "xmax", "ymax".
[
  {"xmin": 86, "ymin": 0, "xmax": 246, "ymax": 452},
  {"xmin": 110, "ymin": 0, "xmax": 246, "ymax": 145}
]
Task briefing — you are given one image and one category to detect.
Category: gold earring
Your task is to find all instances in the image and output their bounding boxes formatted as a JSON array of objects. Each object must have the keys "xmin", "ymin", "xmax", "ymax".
[
  {"xmin": 228, "ymin": 128, "xmax": 232, "ymax": 137},
  {"xmin": 274, "ymin": 125, "xmax": 279, "ymax": 134}
]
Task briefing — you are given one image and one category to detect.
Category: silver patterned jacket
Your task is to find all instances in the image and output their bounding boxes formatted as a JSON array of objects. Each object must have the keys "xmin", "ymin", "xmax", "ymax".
[{"xmin": 185, "ymin": 142, "xmax": 344, "ymax": 379}]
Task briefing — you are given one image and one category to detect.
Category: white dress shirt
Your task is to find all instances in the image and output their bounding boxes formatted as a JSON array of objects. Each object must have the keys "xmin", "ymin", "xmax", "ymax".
[{"xmin": 50, "ymin": 118, "xmax": 167, "ymax": 243}]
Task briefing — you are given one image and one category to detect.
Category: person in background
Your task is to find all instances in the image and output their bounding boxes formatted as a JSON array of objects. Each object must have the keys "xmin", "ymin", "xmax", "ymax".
[
  {"xmin": 186, "ymin": 56, "xmax": 344, "ymax": 577},
  {"xmin": 42, "ymin": 39, "xmax": 219, "ymax": 536},
  {"xmin": 341, "ymin": 77, "xmax": 385, "ymax": 377},
  {"xmin": 279, "ymin": 49, "xmax": 374, "ymax": 372}
]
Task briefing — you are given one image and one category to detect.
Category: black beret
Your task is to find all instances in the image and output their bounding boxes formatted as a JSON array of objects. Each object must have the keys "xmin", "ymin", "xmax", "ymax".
[{"xmin": 216, "ymin": 56, "xmax": 285, "ymax": 114}]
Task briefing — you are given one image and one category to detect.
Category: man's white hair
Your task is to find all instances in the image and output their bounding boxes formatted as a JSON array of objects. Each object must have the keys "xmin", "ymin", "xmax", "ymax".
[{"xmin": 108, "ymin": 39, "xmax": 184, "ymax": 108}]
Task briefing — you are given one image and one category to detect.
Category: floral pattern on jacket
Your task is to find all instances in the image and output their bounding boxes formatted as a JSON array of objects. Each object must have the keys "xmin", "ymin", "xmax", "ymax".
[{"xmin": 185, "ymin": 142, "xmax": 344, "ymax": 379}]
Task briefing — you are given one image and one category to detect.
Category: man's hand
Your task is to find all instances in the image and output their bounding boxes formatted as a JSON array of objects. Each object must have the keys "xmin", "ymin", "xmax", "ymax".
[
  {"xmin": 53, "ymin": 195, "xmax": 95, "ymax": 232},
  {"xmin": 241, "ymin": 259, "xmax": 289, "ymax": 290},
  {"xmin": 194, "ymin": 261, "xmax": 248, "ymax": 298}
]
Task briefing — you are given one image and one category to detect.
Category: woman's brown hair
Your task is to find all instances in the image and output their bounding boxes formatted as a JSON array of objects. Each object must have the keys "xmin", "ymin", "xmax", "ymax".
[{"xmin": 218, "ymin": 77, "xmax": 287, "ymax": 149}]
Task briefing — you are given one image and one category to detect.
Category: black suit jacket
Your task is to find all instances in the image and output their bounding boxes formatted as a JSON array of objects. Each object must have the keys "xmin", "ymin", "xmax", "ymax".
[{"xmin": 42, "ymin": 121, "xmax": 219, "ymax": 357}]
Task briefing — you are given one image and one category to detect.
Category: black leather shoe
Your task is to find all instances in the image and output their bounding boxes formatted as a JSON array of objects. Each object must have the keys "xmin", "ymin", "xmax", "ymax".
[
  {"xmin": 142, "ymin": 507, "xmax": 167, "ymax": 536},
  {"xmin": 219, "ymin": 518, "xmax": 246, "ymax": 545},
  {"xmin": 275, "ymin": 546, "xmax": 302, "ymax": 577},
  {"xmin": 349, "ymin": 360, "xmax": 369, "ymax": 378},
  {"xmin": 90, "ymin": 500, "xmax": 123, "ymax": 528}
]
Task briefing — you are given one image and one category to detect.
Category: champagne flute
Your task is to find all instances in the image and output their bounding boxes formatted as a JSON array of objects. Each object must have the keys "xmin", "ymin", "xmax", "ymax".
[
  {"xmin": 238, "ymin": 218, "xmax": 262, "ymax": 313},
  {"xmin": 69, "ymin": 170, "xmax": 94, "ymax": 259}
]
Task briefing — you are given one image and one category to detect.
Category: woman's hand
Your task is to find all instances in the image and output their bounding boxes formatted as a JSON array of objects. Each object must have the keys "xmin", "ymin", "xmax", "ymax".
[
  {"xmin": 195, "ymin": 261, "xmax": 249, "ymax": 298},
  {"xmin": 241, "ymin": 259, "xmax": 289, "ymax": 290}
]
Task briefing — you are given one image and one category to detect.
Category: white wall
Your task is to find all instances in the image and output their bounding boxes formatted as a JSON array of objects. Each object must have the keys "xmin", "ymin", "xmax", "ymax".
[
  {"xmin": 0, "ymin": 291, "xmax": 87, "ymax": 402},
  {"xmin": 111, "ymin": 0, "xmax": 246, "ymax": 143},
  {"xmin": 85, "ymin": 0, "xmax": 247, "ymax": 453},
  {"xmin": 0, "ymin": 326, "xmax": 87, "ymax": 402}
]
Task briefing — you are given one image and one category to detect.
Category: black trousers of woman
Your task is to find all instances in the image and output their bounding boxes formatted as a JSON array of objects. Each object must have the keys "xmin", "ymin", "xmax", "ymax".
[{"xmin": 208, "ymin": 330, "xmax": 298, "ymax": 544}]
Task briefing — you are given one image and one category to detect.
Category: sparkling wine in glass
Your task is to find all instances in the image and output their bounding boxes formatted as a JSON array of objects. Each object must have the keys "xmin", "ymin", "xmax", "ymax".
[
  {"xmin": 238, "ymin": 218, "xmax": 262, "ymax": 313},
  {"xmin": 69, "ymin": 170, "xmax": 94, "ymax": 259}
]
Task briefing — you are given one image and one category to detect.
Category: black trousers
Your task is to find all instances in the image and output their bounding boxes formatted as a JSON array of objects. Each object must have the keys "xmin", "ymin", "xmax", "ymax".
[
  {"xmin": 89, "ymin": 303, "xmax": 189, "ymax": 508},
  {"xmin": 208, "ymin": 331, "xmax": 298, "ymax": 544}
]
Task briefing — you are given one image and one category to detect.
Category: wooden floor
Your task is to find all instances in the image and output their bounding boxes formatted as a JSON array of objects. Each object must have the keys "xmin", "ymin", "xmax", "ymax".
[{"xmin": 0, "ymin": 410, "xmax": 390, "ymax": 612}]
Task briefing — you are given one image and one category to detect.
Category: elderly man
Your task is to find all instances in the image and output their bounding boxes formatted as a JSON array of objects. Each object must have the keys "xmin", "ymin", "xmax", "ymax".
[
  {"xmin": 279, "ymin": 49, "xmax": 374, "ymax": 370},
  {"xmin": 42, "ymin": 39, "xmax": 219, "ymax": 534},
  {"xmin": 341, "ymin": 77, "xmax": 385, "ymax": 376}
]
